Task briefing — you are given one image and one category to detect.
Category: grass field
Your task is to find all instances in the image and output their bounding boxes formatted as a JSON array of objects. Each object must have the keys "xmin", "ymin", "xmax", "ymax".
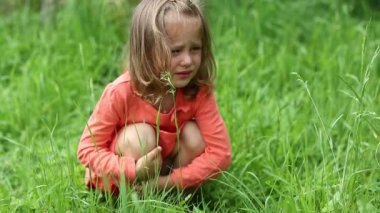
[{"xmin": 1, "ymin": 0, "xmax": 380, "ymax": 212}]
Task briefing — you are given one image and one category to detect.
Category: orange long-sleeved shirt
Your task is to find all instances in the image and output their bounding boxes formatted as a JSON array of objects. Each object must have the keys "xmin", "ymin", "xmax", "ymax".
[{"xmin": 77, "ymin": 72, "xmax": 231, "ymax": 191}]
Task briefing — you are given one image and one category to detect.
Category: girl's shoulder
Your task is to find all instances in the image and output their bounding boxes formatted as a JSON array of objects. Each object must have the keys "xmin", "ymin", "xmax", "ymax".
[
  {"xmin": 110, "ymin": 71, "xmax": 131, "ymax": 87},
  {"xmin": 179, "ymin": 85, "xmax": 214, "ymax": 110},
  {"xmin": 101, "ymin": 72, "xmax": 134, "ymax": 103}
]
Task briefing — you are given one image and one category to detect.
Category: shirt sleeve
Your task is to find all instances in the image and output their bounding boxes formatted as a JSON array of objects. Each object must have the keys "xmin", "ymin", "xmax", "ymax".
[
  {"xmin": 169, "ymin": 90, "xmax": 232, "ymax": 188},
  {"xmin": 77, "ymin": 84, "xmax": 136, "ymax": 188}
]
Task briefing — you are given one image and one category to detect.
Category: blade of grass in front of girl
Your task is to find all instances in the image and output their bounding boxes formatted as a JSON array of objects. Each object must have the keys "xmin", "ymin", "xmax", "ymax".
[
  {"xmin": 160, "ymin": 71, "xmax": 182, "ymax": 190},
  {"xmin": 155, "ymin": 98, "xmax": 162, "ymax": 184}
]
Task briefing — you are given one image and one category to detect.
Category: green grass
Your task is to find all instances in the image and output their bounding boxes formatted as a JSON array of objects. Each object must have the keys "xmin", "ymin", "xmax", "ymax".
[{"xmin": 1, "ymin": 0, "xmax": 380, "ymax": 212}]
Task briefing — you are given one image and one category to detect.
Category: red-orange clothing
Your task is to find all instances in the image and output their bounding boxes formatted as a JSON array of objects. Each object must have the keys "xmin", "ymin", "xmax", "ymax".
[{"xmin": 77, "ymin": 72, "xmax": 231, "ymax": 191}]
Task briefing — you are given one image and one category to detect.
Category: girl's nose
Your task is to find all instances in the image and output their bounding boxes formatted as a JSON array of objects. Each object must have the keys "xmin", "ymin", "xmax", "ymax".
[{"xmin": 180, "ymin": 52, "xmax": 192, "ymax": 66}]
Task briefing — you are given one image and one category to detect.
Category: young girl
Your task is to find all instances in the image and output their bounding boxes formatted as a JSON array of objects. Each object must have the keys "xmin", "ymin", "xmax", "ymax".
[{"xmin": 77, "ymin": 0, "xmax": 231, "ymax": 194}]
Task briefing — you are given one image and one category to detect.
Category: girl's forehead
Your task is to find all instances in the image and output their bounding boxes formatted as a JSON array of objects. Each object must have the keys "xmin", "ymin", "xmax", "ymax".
[
  {"xmin": 164, "ymin": 16, "xmax": 202, "ymax": 40},
  {"xmin": 164, "ymin": 11, "xmax": 201, "ymax": 27}
]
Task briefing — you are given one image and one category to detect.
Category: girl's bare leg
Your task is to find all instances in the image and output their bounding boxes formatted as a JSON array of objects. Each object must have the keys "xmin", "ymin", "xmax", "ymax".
[
  {"xmin": 115, "ymin": 123, "xmax": 162, "ymax": 181},
  {"xmin": 172, "ymin": 121, "xmax": 205, "ymax": 168}
]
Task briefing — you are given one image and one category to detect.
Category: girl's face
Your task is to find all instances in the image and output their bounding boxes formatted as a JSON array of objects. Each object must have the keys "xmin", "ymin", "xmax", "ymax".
[{"xmin": 165, "ymin": 15, "xmax": 202, "ymax": 88}]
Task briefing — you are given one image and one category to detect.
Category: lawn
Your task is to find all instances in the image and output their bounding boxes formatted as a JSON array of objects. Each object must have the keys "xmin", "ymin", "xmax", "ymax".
[{"xmin": 1, "ymin": 0, "xmax": 380, "ymax": 212}]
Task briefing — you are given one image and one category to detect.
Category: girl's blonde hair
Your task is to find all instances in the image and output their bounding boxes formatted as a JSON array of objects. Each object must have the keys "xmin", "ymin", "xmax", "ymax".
[{"xmin": 128, "ymin": 0, "xmax": 215, "ymax": 102}]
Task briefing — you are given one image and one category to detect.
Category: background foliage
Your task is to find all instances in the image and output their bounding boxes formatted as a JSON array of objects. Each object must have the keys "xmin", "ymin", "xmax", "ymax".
[{"xmin": 1, "ymin": 0, "xmax": 380, "ymax": 212}]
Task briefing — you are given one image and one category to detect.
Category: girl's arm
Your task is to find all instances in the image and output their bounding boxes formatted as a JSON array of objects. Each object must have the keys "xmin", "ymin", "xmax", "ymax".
[
  {"xmin": 77, "ymin": 84, "xmax": 136, "ymax": 189},
  {"xmin": 169, "ymin": 89, "xmax": 232, "ymax": 189}
]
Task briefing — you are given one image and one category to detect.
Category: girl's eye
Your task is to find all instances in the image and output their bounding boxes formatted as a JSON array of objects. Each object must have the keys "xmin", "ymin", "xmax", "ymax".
[
  {"xmin": 191, "ymin": 47, "xmax": 201, "ymax": 51},
  {"xmin": 171, "ymin": 49, "xmax": 180, "ymax": 55}
]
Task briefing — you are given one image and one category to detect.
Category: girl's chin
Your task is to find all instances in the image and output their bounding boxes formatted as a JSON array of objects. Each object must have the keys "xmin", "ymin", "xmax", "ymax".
[{"xmin": 173, "ymin": 79, "xmax": 191, "ymax": 88}]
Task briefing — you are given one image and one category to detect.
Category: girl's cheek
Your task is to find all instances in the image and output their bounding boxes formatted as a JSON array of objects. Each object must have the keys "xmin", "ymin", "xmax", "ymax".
[{"xmin": 170, "ymin": 60, "xmax": 177, "ymax": 70}]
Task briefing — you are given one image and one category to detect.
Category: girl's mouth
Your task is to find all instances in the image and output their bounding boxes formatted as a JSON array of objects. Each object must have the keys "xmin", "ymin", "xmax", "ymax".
[{"xmin": 175, "ymin": 71, "xmax": 192, "ymax": 79}]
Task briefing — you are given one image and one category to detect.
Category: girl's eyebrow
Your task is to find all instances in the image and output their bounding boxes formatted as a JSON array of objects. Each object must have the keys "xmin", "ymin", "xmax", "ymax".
[
  {"xmin": 192, "ymin": 41, "xmax": 202, "ymax": 46},
  {"xmin": 171, "ymin": 44, "xmax": 184, "ymax": 49},
  {"xmin": 171, "ymin": 41, "xmax": 202, "ymax": 49}
]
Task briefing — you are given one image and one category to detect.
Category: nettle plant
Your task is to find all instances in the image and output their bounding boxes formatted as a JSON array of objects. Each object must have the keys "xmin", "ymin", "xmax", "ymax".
[{"xmin": 159, "ymin": 70, "xmax": 180, "ymax": 153}]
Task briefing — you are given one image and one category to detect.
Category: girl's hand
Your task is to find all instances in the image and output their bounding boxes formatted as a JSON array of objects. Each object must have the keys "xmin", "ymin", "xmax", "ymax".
[
  {"xmin": 146, "ymin": 175, "xmax": 175, "ymax": 191},
  {"xmin": 135, "ymin": 146, "xmax": 162, "ymax": 181}
]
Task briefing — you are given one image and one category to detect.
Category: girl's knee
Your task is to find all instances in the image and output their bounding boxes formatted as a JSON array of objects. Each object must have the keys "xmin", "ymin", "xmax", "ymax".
[
  {"xmin": 181, "ymin": 121, "xmax": 205, "ymax": 155},
  {"xmin": 115, "ymin": 123, "xmax": 157, "ymax": 159}
]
